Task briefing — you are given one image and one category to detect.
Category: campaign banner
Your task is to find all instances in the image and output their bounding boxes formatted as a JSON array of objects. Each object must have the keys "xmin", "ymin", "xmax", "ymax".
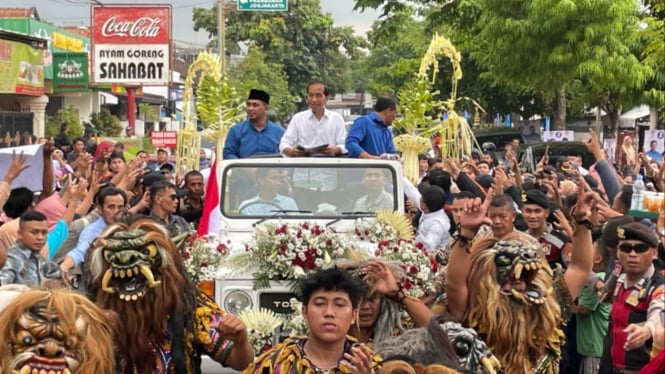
[
  {"xmin": 0, "ymin": 39, "xmax": 44, "ymax": 96},
  {"xmin": 643, "ymin": 129, "xmax": 665, "ymax": 161},
  {"xmin": 151, "ymin": 131, "xmax": 177, "ymax": 147},
  {"xmin": 542, "ymin": 131, "xmax": 574, "ymax": 142},
  {"xmin": 53, "ymin": 52, "xmax": 88, "ymax": 92},
  {"xmin": 91, "ymin": 5, "xmax": 171, "ymax": 85}
]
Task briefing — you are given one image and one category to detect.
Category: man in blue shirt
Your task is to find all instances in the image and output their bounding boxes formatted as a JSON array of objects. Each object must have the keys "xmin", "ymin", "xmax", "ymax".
[
  {"xmin": 646, "ymin": 140, "xmax": 663, "ymax": 164},
  {"xmin": 223, "ymin": 89, "xmax": 284, "ymax": 159},
  {"xmin": 59, "ymin": 186, "xmax": 127, "ymax": 272},
  {"xmin": 346, "ymin": 96, "xmax": 399, "ymax": 158},
  {"xmin": 238, "ymin": 168, "xmax": 298, "ymax": 215}
]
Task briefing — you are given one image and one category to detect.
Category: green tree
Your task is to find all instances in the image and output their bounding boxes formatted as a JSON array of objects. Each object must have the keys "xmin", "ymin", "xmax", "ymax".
[
  {"xmin": 90, "ymin": 109, "xmax": 123, "ymax": 137},
  {"xmin": 193, "ymin": 0, "xmax": 367, "ymax": 100},
  {"xmin": 360, "ymin": 3, "xmax": 548, "ymax": 123},
  {"xmin": 471, "ymin": 0, "xmax": 647, "ymax": 130},
  {"xmin": 361, "ymin": 6, "xmax": 430, "ymax": 96},
  {"xmin": 138, "ymin": 103, "xmax": 161, "ymax": 122},
  {"xmin": 641, "ymin": 0, "xmax": 665, "ymax": 126},
  {"xmin": 227, "ymin": 46, "xmax": 296, "ymax": 122},
  {"xmin": 46, "ymin": 106, "xmax": 83, "ymax": 139}
]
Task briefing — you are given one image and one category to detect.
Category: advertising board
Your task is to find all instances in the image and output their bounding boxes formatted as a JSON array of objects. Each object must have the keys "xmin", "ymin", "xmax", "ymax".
[
  {"xmin": 0, "ymin": 39, "xmax": 44, "ymax": 96},
  {"xmin": 151, "ymin": 131, "xmax": 177, "ymax": 147},
  {"xmin": 91, "ymin": 5, "xmax": 171, "ymax": 85}
]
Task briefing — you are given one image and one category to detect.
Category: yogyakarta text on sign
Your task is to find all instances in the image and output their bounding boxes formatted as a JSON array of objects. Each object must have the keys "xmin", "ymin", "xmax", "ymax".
[{"xmin": 91, "ymin": 5, "xmax": 171, "ymax": 85}]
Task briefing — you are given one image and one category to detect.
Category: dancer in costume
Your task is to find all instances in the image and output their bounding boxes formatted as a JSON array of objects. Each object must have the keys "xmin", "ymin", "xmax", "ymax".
[
  {"xmin": 0, "ymin": 287, "xmax": 115, "ymax": 374},
  {"xmin": 244, "ymin": 267, "xmax": 381, "ymax": 374},
  {"xmin": 445, "ymin": 182, "xmax": 594, "ymax": 373},
  {"xmin": 88, "ymin": 218, "xmax": 253, "ymax": 373}
]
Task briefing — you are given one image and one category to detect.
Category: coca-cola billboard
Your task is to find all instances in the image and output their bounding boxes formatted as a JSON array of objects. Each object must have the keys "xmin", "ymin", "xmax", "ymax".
[
  {"xmin": 93, "ymin": 6, "xmax": 170, "ymax": 44},
  {"xmin": 91, "ymin": 5, "xmax": 171, "ymax": 85}
]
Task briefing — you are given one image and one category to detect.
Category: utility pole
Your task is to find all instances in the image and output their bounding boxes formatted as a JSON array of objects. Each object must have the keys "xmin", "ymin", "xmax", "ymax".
[{"xmin": 218, "ymin": 0, "xmax": 225, "ymax": 72}]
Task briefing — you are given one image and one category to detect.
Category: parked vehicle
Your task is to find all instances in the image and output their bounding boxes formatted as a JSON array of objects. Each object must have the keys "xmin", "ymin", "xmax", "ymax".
[{"xmin": 516, "ymin": 141, "xmax": 595, "ymax": 173}]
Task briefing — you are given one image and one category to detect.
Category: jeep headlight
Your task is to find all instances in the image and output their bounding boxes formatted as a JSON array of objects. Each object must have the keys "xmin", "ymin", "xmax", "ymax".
[{"xmin": 224, "ymin": 290, "xmax": 253, "ymax": 315}]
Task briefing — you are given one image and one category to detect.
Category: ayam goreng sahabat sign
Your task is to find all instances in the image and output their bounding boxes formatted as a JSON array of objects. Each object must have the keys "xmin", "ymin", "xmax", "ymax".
[{"xmin": 91, "ymin": 4, "xmax": 171, "ymax": 85}]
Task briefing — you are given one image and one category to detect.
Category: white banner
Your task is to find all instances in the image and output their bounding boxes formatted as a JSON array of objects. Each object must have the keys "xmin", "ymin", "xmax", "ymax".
[
  {"xmin": 542, "ymin": 131, "xmax": 574, "ymax": 142},
  {"xmin": 0, "ymin": 144, "xmax": 44, "ymax": 192},
  {"xmin": 603, "ymin": 139, "xmax": 617, "ymax": 165}
]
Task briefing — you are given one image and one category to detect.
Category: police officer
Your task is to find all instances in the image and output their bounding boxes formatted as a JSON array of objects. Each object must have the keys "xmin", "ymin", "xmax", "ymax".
[
  {"xmin": 521, "ymin": 189, "xmax": 572, "ymax": 268},
  {"xmin": 603, "ymin": 222, "xmax": 664, "ymax": 373}
]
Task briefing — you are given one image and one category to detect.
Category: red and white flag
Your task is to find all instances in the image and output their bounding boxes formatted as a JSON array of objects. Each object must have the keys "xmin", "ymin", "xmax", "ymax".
[{"xmin": 197, "ymin": 159, "xmax": 220, "ymax": 237}]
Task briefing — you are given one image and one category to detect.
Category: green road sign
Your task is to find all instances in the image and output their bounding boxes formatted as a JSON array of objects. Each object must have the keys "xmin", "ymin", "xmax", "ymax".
[{"xmin": 237, "ymin": 0, "xmax": 288, "ymax": 11}]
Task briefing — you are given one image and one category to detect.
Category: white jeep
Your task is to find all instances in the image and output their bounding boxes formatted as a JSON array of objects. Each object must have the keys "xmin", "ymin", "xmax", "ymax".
[{"xmin": 201, "ymin": 157, "xmax": 404, "ymax": 373}]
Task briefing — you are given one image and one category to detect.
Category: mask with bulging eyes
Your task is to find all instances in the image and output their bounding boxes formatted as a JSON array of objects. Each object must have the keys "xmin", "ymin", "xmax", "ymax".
[{"xmin": 441, "ymin": 321, "xmax": 501, "ymax": 373}]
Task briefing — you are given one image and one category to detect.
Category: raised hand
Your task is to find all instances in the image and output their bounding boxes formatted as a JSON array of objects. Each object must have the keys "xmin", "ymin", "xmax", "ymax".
[
  {"xmin": 553, "ymin": 209, "xmax": 574, "ymax": 238},
  {"xmin": 572, "ymin": 178, "xmax": 595, "ymax": 222},
  {"xmin": 3, "ymin": 150, "xmax": 30, "ymax": 182},
  {"xmin": 493, "ymin": 166, "xmax": 508, "ymax": 191},
  {"xmin": 585, "ymin": 129, "xmax": 605, "ymax": 161},
  {"xmin": 460, "ymin": 188, "xmax": 494, "ymax": 235},
  {"xmin": 363, "ymin": 260, "xmax": 400, "ymax": 296}
]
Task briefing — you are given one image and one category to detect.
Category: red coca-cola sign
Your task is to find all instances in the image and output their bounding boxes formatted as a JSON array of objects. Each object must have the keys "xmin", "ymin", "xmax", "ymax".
[{"xmin": 92, "ymin": 5, "xmax": 171, "ymax": 44}]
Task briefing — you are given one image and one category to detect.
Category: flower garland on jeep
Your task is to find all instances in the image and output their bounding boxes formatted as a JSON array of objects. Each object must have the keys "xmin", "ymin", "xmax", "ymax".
[
  {"xmin": 182, "ymin": 234, "xmax": 229, "ymax": 283},
  {"xmin": 355, "ymin": 210, "xmax": 437, "ymax": 299},
  {"xmin": 237, "ymin": 308, "xmax": 283, "ymax": 355},
  {"xmin": 230, "ymin": 221, "xmax": 352, "ymax": 289}
]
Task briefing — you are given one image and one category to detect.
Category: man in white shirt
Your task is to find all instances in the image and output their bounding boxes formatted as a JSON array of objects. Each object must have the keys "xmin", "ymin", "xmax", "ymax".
[
  {"xmin": 416, "ymin": 185, "xmax": 451, "ymax": 251},
  {"xmin": 280, "ymin": 81, "xmax": 347, "ymax": 211}
]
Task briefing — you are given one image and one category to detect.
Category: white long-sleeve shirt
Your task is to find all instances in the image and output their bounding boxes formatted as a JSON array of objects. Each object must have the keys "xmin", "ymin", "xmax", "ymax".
[
  {"xmin": 416, "ymin": 209, "xmax": 451, "ymax": 251},
  {"xmin": 279, "ymin": 108, "xmax": 347, "ymax": 154},
  {"xmin": 280, "ymin": 108, "xmax": 347, "ymax": 191}
]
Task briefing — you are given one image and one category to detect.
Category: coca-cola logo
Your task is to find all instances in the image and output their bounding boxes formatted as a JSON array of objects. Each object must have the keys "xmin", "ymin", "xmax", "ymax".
[{"xmin": 101, "ymin": 16, "xmax": 163, "ymax": 38}]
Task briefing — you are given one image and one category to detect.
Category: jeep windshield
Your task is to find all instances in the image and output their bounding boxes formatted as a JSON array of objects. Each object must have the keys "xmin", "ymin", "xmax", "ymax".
[{"xmin": 220, "ymin": 159, "xmax": 402, "ymax": 219}]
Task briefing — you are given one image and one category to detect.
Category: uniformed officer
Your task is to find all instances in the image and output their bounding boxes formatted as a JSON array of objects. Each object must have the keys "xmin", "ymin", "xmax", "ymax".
[
  {"xmin": 521, "ymin": 189, "xmax": 572, "ymax": 268},
  {"xmin": 604, "ymin": 222, "xmax": 664, "ymax": 373}
]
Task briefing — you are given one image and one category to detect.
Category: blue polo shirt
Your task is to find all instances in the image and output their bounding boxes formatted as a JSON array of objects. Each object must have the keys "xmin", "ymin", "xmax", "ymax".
[
  {"xmin": 223, "ymin": 119, "xmax": 284, "ymax": 159},
  {"xmin": 345, "ymin": 112, "xmax": 397, "ymax": 158}
]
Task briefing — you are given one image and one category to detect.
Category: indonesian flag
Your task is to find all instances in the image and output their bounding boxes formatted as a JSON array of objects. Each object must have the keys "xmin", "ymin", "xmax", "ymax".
[{"xmin": 197, "ymin": 159, "xmax": 220, "ymax": 237}]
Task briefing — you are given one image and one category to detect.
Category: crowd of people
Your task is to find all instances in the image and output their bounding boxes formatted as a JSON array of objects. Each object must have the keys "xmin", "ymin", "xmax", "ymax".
[{"xmin": 0, "ymin": 79, "xmax": 663, "ymax": 374}]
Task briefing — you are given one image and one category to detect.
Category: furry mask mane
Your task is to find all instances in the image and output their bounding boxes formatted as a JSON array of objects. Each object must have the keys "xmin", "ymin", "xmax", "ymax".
[
  {"xmin": 466, "ymin": 232, "xmax": 564, "ymax": 373},
  {"xmin": 88, "ymin": 218, "xmax": 189, "ymax": 374},
  {"xmin": 0, "ymin": 288, "xmax": 115, "ymax": 374}
]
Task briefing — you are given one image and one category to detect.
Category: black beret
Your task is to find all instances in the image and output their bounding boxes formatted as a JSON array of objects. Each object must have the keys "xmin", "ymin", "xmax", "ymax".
[
  {"xmin": 248, "ymin": 89, "xmax": 270, "ymax": 104},
  {"xmin": 141, "ymin": 171, "xmax": 166, "ymax": 188},
  {"xmin": 422, "ymin": 185, "xmax": 446, "ymax": 212},
  {"xmin": 617, "ymin": 222, "xmax": 659, "ymax": 248},
  {"xmin": 475, "ymin": 174, "xmax": 494, "ymax": 190},
  {"xmin": 522, "ymin": 189, "xmax": 550, "ymax": 209},
  {"xmin": 602, "ymin": 216, "xmax": 635, "ymax": 248}
]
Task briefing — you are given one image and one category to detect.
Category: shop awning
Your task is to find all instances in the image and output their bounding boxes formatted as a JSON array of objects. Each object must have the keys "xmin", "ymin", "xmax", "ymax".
[
  {"xmin": 99, "ymin": 91, "xmax": 118, "ymax": 106},
  {"xmin": 620, "ymin": 105, "xmax": 650, "ymax": 127}
]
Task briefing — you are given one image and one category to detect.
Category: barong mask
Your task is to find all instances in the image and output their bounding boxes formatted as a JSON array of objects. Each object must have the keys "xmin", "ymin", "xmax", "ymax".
[
  {"xmin": 492, "ymin": 240, "xmax": 550, "ymax": 305},
  {"xmin": 0, "ymin": 289, "xmax": 114, "ymax": 374}
]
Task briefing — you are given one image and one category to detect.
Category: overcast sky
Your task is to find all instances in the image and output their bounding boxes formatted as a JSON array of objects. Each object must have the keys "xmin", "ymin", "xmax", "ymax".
[{"xmin": 17, "ymin": 0, "xmax": 381, "ymax": 46}]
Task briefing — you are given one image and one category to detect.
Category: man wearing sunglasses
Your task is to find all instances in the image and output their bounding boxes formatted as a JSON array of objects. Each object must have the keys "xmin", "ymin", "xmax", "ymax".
[
  {"xmin": 604, "ymin": 222, "xmax": 664, "ymax": 373},
  {"xmin": 148, "ymin": 181, "xmax": 191, "ymax": 237}
]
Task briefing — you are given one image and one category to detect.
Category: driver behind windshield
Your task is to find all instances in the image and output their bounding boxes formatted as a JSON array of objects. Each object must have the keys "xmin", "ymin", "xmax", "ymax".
[
  {"xmin": 238, "ymin": 168, "xmax": 298, "ymax": 215},
  {"xmin": 353, "ymin": 168, "xmax": 394, "ymax": 212}
]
